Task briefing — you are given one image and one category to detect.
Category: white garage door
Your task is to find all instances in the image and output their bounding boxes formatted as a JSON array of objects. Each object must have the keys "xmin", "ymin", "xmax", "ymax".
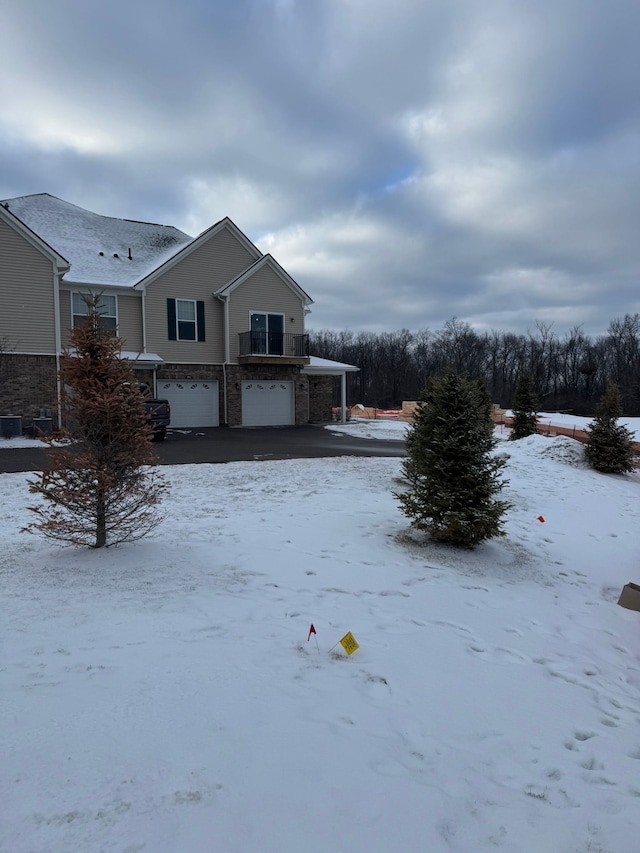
[
  {"xmin": 158, "ymin": 380, "xmax": 219, "ymax": 428},
  {"xmin": 241, "ymin": 381, "xmax": 294, "ymax": 426}
]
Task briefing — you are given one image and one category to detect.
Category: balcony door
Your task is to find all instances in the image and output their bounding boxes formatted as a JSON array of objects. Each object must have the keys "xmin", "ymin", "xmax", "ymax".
[{"xmin": 250, "ymin": 312, "xmax": 284, "ymax": 356}]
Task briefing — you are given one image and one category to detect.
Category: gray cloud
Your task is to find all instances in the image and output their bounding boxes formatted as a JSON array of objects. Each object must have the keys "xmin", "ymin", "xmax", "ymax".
[{"xmin": 1, "ymin": 0, "xmax": 639, "ymax": 336}]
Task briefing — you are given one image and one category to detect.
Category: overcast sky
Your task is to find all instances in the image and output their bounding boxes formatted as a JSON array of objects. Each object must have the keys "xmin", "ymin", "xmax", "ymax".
[{"xmin": 2, "ymin": 0, "xmax": 639, "ymax": 337}]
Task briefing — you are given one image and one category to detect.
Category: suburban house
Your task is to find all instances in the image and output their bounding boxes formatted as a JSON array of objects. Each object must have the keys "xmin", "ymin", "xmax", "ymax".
[{"xmin": 0, "ymin": 193, "xmax": 357, "ymax": 431}]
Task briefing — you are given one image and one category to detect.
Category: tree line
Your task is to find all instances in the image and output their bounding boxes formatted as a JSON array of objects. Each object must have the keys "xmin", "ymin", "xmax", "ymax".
[{"xmin": 309, "ymin": 314, "xmax": 640, "ymax": 415}]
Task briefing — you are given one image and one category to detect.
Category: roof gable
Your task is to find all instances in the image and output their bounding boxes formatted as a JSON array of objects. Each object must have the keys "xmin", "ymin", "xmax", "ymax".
[
  {"xmin": 0, "ymin": 200, "xmax": 70, "ymax": 270},
  {"xmin": 134, "ymin": 217, "xmax": 262, "ymax": 290},
  {"xmin": 2, "ymin": 196, "xmax": 313, "ymax": 305},
  {"xmin": 216, "ymin": 254, "xmax": 313, "ymax": 306}
]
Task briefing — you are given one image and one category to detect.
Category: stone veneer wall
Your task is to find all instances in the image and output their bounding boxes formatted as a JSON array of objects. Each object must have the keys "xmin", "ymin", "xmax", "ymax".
[
  {"xmin": 308, "ymin": 375, "xmax": 334, "ymax": 423},
  {"xmin": 153, "ymin": 363, "xmax": 333, "ymax": 427},
  {"xmin": 224, "ymin": 364, "xmax": 305, "ymax": 427},
  {"xmin": 0, "ymin": 354, "xmax": 58, "ymax": 432},
  {"xmin": 156, "ymin": 364, "xmax": 225, "ymax": 383}
]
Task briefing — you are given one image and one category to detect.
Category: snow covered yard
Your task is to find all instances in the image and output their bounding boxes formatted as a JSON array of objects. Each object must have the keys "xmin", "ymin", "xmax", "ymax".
[{"xmin": 1, "ymin": 433, "xmax": 639, "ymax": 852}]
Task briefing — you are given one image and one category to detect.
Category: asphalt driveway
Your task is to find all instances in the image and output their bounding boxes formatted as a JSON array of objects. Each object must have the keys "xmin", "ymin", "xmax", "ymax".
[{"xmin": 0, "ymin": 425, "xmax": 407, "ymax": 473}]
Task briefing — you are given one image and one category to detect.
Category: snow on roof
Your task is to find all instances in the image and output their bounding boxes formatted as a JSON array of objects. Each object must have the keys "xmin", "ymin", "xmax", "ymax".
[
  {"xmin": 1, "ymin": 193, "xmax": 192, "ymax": 287},
  {"xmin": 119, "ymin": 351, "xmax": 164, "ymax": 364},
  {"xmin": 303, "ymin": 355, "xmax": 359, "ymax": 373}
]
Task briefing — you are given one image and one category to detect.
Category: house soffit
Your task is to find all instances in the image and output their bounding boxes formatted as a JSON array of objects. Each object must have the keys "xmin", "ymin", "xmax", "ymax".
[{"xmin": 59, "ymin": 280, "xmax": 141, "ymax": 295}]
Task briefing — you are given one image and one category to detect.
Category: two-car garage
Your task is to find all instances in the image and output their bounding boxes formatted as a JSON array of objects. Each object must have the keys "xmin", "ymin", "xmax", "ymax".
[{"xmin": 158, "ymin": 379, "xmax": 295, "ymax": 427}]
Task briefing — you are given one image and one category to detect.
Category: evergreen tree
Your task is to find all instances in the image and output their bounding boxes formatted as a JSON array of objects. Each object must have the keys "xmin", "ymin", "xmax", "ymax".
[
  {"xmin": 510, "ymin": 373, "xmax": 538, "ymax": 440},
  {"xmin": 396, "ymin": 370, "xmax": 511, "ymax": 547},
  {"xmin": 585, "ymin": 383, "xmax": 635, "ymax": 474},
  {"xmin": 25, "ymin": 296, "xmax": 167, "ymax": 547}
]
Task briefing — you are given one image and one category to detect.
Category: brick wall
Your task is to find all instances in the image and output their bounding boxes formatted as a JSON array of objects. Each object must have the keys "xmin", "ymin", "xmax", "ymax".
[
  {"xmin": 225, "ymin": 366, "xmax": 242, "ymax": 426},
  {"xmin": 295, "ymin": 375, "xmax": 309, "ymax": 425},
  {"xmin": 308, "ymin": 376, "xmax": 333, "ymax": 422},
  {"xmin": 156, "ymin": 364, "xmax": 224, "ymax": 383},
  {"xmin": 0, "ymin": 354, "xmax": 58, "ymax": 432},
  {"xmin": 152, "ymin": 362, "xmax": 333, "ymax": 427}
]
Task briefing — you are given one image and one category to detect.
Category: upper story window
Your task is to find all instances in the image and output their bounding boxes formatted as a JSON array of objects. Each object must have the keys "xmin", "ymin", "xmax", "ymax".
[
  {"xmin": 177, "ymin": 299, "xmax": 196, "ymax": 340},
  {"xmin": 167, "ymin": 298, "xmax": 206, "ymax": 342},
  {"xmin": 72, "ymin": 292, "xmax": 117, "ymax": 332}
]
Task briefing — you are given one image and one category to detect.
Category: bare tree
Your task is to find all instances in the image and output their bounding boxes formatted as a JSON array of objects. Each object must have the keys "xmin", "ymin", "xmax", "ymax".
[{"xmin": 309, "ymin": 314, "xmax": 640, "ymax": 416}]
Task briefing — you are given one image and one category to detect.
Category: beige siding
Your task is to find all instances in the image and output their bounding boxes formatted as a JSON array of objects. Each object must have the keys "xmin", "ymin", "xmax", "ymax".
[
  {"xmin": 60, "ymin": 291, "xmax": 71, "ymax": 342},
  {"xmin": 0, "ymin": 217, "xmax": 57, "ymax": 353},
  {"xmin": 117, "ymin": 293, "xmax": 143, "ymax": 351},
  {"xmin": 144, "ymin": 226, "xmax": 256, "ymax": 363},
  {"xmin": 228, "ymin": 265, "xmax": 305, "ymax": 361},
  {"xmin": 60, "ymin": 290, "xmax": 143, "ymax": 350}
]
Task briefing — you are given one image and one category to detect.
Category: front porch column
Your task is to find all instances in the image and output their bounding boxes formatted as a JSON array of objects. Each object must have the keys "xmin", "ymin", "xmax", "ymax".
[{"xmin": 340, "ymin": 371, "xmax": 347, "ymax": 423}]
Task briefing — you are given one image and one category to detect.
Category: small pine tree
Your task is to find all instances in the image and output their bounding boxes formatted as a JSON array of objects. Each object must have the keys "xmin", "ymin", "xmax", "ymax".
[
  {"xmin": 396, "ymin": 370, "xmax": 511, "ymax": 548},
  {"xmin": 585, "ymin": 383, "xmax": 635, "ymax": 474},
  {"xmin": 25, "ymin": 296, "xmax": 167, "ymax": 547},
  {"xmin": 510, "ymin": 374, "xmax": 538, "ymax": 440}
]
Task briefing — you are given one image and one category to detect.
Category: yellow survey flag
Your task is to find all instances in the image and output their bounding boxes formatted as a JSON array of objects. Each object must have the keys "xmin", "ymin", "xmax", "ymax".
[{"xmin": 339, "ymin": 632, "xmax": 359, "ymax": 655}]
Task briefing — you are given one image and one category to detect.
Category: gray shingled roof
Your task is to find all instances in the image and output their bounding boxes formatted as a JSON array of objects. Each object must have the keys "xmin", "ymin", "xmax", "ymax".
[{"xmin": 1, "ymin": 193, "xmax": 192, "ymax": 287}]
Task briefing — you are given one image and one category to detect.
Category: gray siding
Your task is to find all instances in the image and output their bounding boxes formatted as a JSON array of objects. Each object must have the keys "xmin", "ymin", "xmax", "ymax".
[
  {"xmin": 0, "ymin": 217, "xmax": 56, "ymax": 353},
  {"xmin": 60, "ymin": 289, "xmax": 143, "ymax": 350},
  {"xmin": 228, "ymin": 265, "xmax": 305, "ymax": 361},
  {"xmin": 144, "ymin": 226, "xmax": 257, "ymax": 364}
]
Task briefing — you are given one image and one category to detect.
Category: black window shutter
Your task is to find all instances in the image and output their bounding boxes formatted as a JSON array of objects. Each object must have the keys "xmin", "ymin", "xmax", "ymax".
[
  {"xmin": 167, "ymin": 298, "xmax": 177, "ymax": 340},
  {"xmin": 196, "ymin": 300, "xmax": 206, "ymax": 342}
]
